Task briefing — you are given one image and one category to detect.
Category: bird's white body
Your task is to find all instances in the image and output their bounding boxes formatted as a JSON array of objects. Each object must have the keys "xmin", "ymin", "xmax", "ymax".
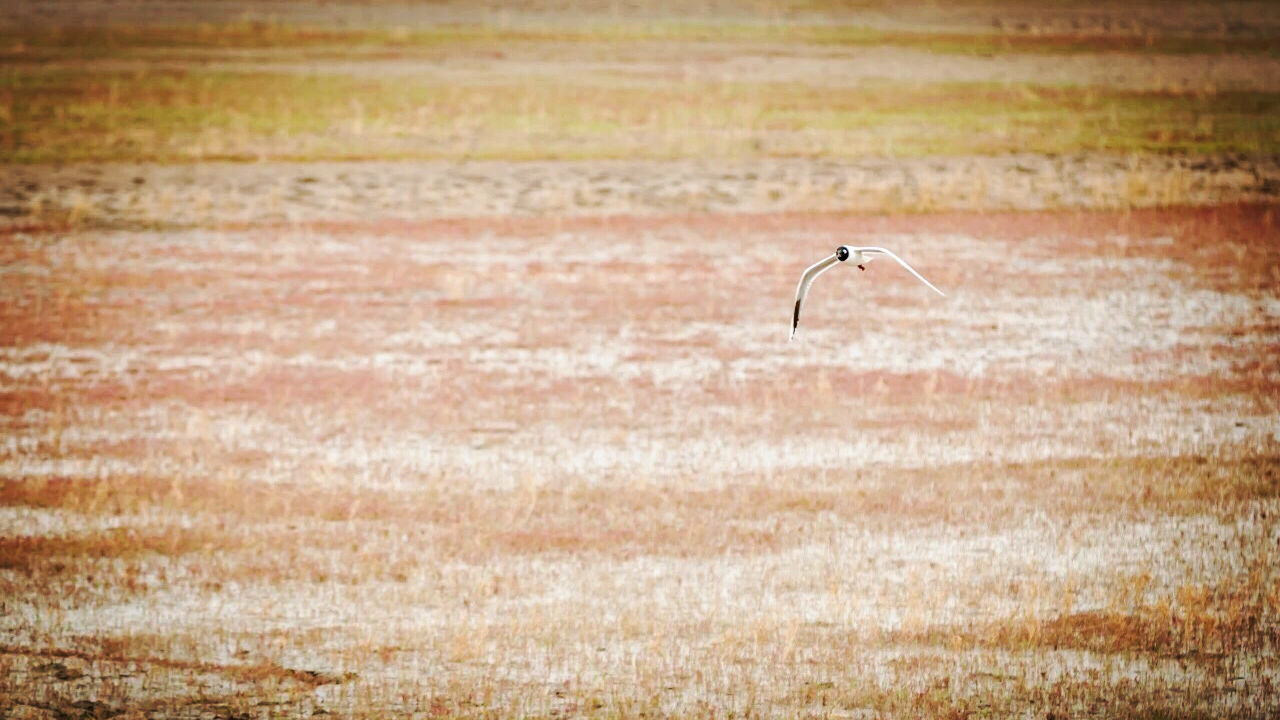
[
  {"xmin": 790, "ymin": 245, "xmax": 945, "ymax": 340},
  {"xmin": 845, "ymin": 248, "xmax": 878, "ymax": 269}
]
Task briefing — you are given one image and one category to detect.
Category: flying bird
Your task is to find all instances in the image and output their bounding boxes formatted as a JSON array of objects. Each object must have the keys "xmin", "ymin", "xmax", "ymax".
[{"xmin": 791, "ymin": 245, "xmax": 945, "ymax": 341}]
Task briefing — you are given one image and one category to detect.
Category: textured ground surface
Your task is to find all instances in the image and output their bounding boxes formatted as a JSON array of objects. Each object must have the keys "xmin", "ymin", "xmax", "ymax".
[
  {"xmin": 5, "ymin": 154, "xmax": 1280, "ymax": 228},
  {"xmin": 3, "ymin": 1, "xmax": 1280, "ymax": 718},
  {"xmin": 2, "ymin": 203, "xmax": 1278, "ymax": 718},
  {"xmin": 7, "ymin": 0, "xmax": 1280, "ymax": 36}
]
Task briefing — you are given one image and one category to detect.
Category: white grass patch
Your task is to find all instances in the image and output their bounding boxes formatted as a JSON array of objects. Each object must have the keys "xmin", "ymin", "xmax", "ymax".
[
  {"xmin": 0, "ymin": 455, "xmax": 185, "ymax": 480},
  {"xmin": 779, "ymin": 251, "xmax": 1266, "ymax": 381},
  {"xmin": 4, "ymin": 208, "xmax": 1277, "ymax": 718}
]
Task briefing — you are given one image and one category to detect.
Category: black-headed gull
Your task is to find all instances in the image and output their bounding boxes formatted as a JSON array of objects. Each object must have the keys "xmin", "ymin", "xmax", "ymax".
[{"xmin": 791, "ymin": 245, "xmax": 945, "ymax": 340}]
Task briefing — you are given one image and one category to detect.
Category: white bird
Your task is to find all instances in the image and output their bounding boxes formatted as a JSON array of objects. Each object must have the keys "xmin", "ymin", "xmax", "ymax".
[{"xmin": 791, "ymin": 245, "xmax": 945, "ymax": 340}]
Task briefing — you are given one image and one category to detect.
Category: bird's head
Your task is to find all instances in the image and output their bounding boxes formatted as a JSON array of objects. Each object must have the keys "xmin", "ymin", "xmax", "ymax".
[{"xmin": 835, "ymin": 246, "xmax": 851, "ymax": 262}]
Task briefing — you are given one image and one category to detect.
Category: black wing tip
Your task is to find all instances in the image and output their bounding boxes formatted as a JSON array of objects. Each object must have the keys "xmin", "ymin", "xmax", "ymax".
[{"xmin": 791, "ymin": 299, "xmax": 802, "ymax": 339}]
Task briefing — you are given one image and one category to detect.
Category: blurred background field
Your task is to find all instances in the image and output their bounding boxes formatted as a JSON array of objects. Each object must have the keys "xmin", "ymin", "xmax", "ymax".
[
  {"xmin": 2, "ymin": 2, "xmax": 1279, "ymax": 719},
  {"xmin": 1, "ymin": 6, "xmax": 1279, "ymax": 165},
  {"xmin": 1, "ymin": 0, "xmax": 1278, "ymax": 227}
]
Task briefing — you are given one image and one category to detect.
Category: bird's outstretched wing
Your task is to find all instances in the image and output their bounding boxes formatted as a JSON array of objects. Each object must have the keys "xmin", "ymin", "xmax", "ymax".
[
  {"xmin": 790, "ymin": 253, "xmax": 840, "ymax": 341},
  {"xmin": 857, "ymin": 247, "xmax": 946, "ymax": 297}
]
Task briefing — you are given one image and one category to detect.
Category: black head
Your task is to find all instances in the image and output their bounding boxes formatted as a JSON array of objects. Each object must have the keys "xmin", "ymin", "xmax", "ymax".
[{"xmin": 835, "ymin": 246, "xmax": 850, "ymax": 262}]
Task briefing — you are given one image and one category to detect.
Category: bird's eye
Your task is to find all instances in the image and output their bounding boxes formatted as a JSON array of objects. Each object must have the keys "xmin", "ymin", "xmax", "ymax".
[{"xmin": 835, "ymin": 246, "xmax": 849, "ymax": 261}]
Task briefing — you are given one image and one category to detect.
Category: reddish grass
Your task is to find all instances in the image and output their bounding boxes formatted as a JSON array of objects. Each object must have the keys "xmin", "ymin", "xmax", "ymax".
[{"xmin": 2, "ymin": 202, "xmax": 1277, "ymax": 718}]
